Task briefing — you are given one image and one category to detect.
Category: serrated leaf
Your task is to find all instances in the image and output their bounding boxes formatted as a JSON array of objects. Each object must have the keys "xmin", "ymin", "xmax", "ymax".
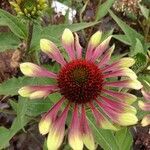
[
  {"xmin": 25, "ymin": 93, "xmax": 61, "ymax": 117},
  {"xmin": 113, "ymin": 34, "xmax": 130, "ymax": 45},
  {"xmin": 0, "ymin": 9, "xmax": 27, "ymax": 39},
  {"xmin": 96, "ymin": 0, "xmax": 115, "ymax": 21},
  {"xmin": 115, "ymin": 128, "xmax": 133, "ymax": 150},
  {"xmin": 0, "ymin": 117, "xmax": 30, "ymax": 149},
  {"xmin": 131, "ymin": 38, "xmax": 145, "ymax": 56},
  {"xmin": 109, "ymin": 10, "xmax": 144, "ymax": 47},
  {"xmin": 17, "ymin": 97, "xmax": 29, "ymax": 130},
  {"xmin": 0, "ymin": 32, "xmax": 20, "ymax": 51}
]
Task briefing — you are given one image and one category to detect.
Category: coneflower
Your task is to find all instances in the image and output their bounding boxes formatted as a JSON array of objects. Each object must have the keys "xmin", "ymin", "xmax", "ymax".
[{"xmin": 18, "ymin": 28, "xmax": 141, "ymax": 150}]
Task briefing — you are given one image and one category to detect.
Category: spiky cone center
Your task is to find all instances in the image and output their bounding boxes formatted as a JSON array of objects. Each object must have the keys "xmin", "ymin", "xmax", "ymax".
[{"xmin": 58, "ymin": 59, "xmax": 104, "ymax": 104}]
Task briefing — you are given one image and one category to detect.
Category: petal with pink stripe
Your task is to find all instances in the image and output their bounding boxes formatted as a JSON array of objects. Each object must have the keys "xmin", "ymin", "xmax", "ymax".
[
  {"xmin": 86, "ymin": 31, "xmax": 102, "ymax": 60},
  {"xmin": 90, "ymin": 36, "xmax": 112, "ymax": 62},
  {"xmin": 102, "ymin": 57, "xmax": 135, "ymax": 73},
  {"xmin": 89, "ymin": 102, "xmax": 119, "ymax": 131},
  {"xmin": 47, "ymin": 103, "xmax": 70, "ymax": 150},
  {"xmin": 18, "ymin": 85, "xmax": 58, "ymax": 99},
  {"xmin": 20, "ymin": 62, "xmax": 57, "ymax": 78},
  {"xmin": 141, "ymin": 89, "xmax": 150, "ymax": 101},
  {"xmin": 80, "ymin": 105, "xmax": 95, "ymax": 150},
  {"xmin": 98, "ymin": 44, "xmax": 115, "ymax": 68},
  {"xmin": 39, "ymin": 97, "xmax": 65, "ymax": 135},
  {"xmin": 102, "ymin": 89, "xmax": 137, "ymax": 104},
  {"xmin": 62, "ymin": 28, "xmax": 76, "ymax": 61},
  {"xmin": 103, "ymin": 68, "xmax": 137, "ymax": 80},
  {"xmin": 68, "ymin": 104, "xmax": 83, "ymax": 150},
  {"xmin": 95, "ymin": 100, "xmax": 138, "ymax": 126},
  {"xmin": 74, "ymin": 33, "xmax": 82, "ymax": 59},
  {"xmin": 40, "ymin": 39, "xmax": 66, "ymax": 66},
  {"xmin": 104, "ymin": 79, "xmax": 142, "ymax": 90},
  {"xmin": 138, "ymin": 101, "xmax": 150, "ymax": 111}
]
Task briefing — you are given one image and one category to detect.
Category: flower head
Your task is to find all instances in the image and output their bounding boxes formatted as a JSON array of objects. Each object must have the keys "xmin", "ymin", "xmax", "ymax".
[
  {"xmin": 10, "ymin": 0, "xmax": 48, "ymax": 19},
  {"xmin": 18, "ymin": 28, "xmax": 141, "ymax": 150},
  {"xmin": 113, "ymin": 0, "xmax": 141, "ymax": 16}
]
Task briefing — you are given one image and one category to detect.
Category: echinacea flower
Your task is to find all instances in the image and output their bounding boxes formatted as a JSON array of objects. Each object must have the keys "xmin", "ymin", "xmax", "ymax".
[
  {"xmin": 18, "ymin": 28, "xmax": 141, "ymax": 150},
  {"xmin": 10, "ymin": 0, "xmax": 48, "ymax": 19}
]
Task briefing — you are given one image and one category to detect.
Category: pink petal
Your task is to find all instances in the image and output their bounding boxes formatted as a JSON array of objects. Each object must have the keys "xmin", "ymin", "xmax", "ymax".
[
  {"xmin": 68, "ymin": 104, "xmax": 83, "ymax": 150},
  {"xmin": 141, "ymin": 89, "xmax": 150, "ymax": 101},
  {"xmin": 90, "ymin": 36, "xmax": 112, "ymax": 62},
  {"xmin": 47, "ymin": 103, "xmax": 70, "ymax": 150},
  {"xmin": 80, "ymin": 105, "xmax": 95, "ymax": 150},
  {"xmin": 103, "ymin": 68, "xmax": 137, "ymax": 80},
  {"xmin": 74, "ymin": 33, "xmax": 82, "ymax": 59},
  {"xmin": 18, "ymin": 85, "xmax": 58, "ymax": 99},
  {"xmin": 102, "ymin": 89, "xmax": 137, "ymax": 104},
  {"xmin": 99, "ymin": 96, "xmax": 136, "ymax": 114},
  {"xmin": 40, "ymin": 39, "xmax": 66, "ymax": 66},
  {"xmin": 62, "ymin": 29, "xmax": 76, "ymax": 61},
  {"xmin": 102, "ymin": 57, "xmax": 135, "ymax": 73},
  {"xmin": 39, "ymin": 97, "xmax": 65, "ymax": 135},
  {"xmin": 85, "ymin": 31, "xmax": 102, "ymax": 60},
  {"xmin": 104, "ymin": 79, "xmax": 142, "ymax": 90},
  {"xmin": 20, "ymin": 62, "xmax": 57, "ymax": 78},
  {"xmin": 89, "ymin": 102, "xmax": 119, "ymax": 130},
  {"xmin": 98, "ymin": 44, "xmax": 115, "ymax": 68}
]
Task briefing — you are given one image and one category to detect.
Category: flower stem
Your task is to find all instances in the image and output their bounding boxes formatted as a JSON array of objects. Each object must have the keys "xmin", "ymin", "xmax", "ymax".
[{"xmin": 26, "ymin": 20, "xmax": 34, "ymax": 54}]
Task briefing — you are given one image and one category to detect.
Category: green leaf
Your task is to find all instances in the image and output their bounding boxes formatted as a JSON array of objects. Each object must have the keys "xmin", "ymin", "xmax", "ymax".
[
  {"xmin": 109, "ymin": 10, "xmax": 144, "ymax": 47},
  {"xmin": 115, "ymin": 128, "xmax": 133, "ymax": 150},
  {"xmin": 0, "ymin": 32, "xmax": 20, "ymax": 51},
  {"xmin": 87, "ymin": 112, "xmax": 120, "ymax": 150},
  {"xmin": 0, "ymin": 117, "xmax": 30, "ymax": 149},
  {"xmin": 132, "ymin": 53, "xmax": 148, "ymax": 73},
  {"xmin": 0, "ymin": 127, "xmax": 10, "ymax": 149},
  {"xmin": 42, "ymin": 22, "xmax": 98, "ymax": 43},
  {"xmin": 30, "ymin": 24, "xmax": 42, "ymax": 51},
  {"xmin": 25, "ymin": 93, "xmax": 61, "ymax": 117},
  {"xmin": 131, "ymin": 38, "xmax": 145, "ymax": 56},
  {"xmin": 113, "ymin": 34, "xmax": 131, "ymax": 45},
  {"xmin": 96, "ymin": 0, "xmax": 115, "ymax": 21},
  {"xmin": 17, "ymin": 97, "xmax": 29, "ymax": 130},
  {"xmin": 139, "ymin": 4, "xmax": 150, "ymax": 19},
  {"xmin": 0, "ymin": 9, "xmax": 27, "ymax": 39},
  {"xmin": 0, "ymin": 76, "xmax": 55, "ymax": 96}
]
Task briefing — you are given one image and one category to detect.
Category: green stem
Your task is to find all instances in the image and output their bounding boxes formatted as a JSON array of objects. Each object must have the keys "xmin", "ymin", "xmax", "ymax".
[
  {"xmin": 144, "ymin": 19, "xmax": 150, "ymax": 42},
  {"xmin": 26, "ymin": 20, "xmax": 34, "ymax": 54}
]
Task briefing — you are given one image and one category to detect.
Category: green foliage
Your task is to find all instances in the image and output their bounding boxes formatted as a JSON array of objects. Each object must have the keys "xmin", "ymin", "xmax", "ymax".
[
  {"xmin": 132, "ymin": 53, "xmax": 148, "ymax": 73},
  {"xmin": 0, "ymin": 32, "xmax": 21, "ymax": 51},
  {"xmin": 115, "ymin": 128, "xmax": 133, "ymax": 150},
  {"xmin": 139, "ymin": 4, "xmax": 150, "ymax": 19},
  {"xmin": 96, "ymin": 0, "xmax": 115, "ymax": 21},
  {"xmin": 87, "ymin": 114, "xmax": 119, "ymax": 150},
  {"xmin": 0, "ymin": 76, "xmax": 55, "ymax": 96},
  {"xmin": 0, "ymin": 116, "xmax": 30, "ymax": 149},
  {"xmin": 0, "ymin": 9, "xmax": 27, "ymax": 39},
  {"xmin": 109, "ymin": 10, "xmax": 144, "ymax": 47}
]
